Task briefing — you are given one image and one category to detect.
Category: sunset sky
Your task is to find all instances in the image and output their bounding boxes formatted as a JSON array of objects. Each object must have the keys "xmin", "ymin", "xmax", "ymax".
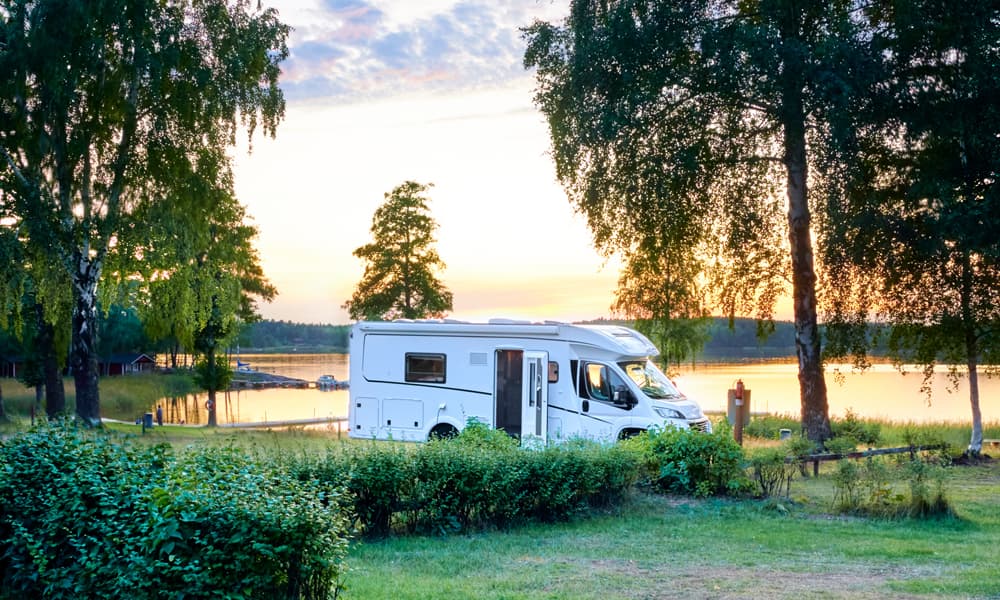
[{"xmin": 231, "ymin": 0, "xmax": 623, "ymax": 325}]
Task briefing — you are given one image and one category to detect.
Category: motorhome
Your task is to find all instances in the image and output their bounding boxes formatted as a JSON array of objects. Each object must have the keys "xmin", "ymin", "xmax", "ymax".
[{"xmin": 348, "ymin": 319, "xmax": 712, "ymax": 444}]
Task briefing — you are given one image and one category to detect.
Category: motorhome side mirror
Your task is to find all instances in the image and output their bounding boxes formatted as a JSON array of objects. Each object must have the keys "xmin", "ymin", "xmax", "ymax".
[{"xmin": 613, "ymin": 385, "xmax": 634, "ymax": 407}]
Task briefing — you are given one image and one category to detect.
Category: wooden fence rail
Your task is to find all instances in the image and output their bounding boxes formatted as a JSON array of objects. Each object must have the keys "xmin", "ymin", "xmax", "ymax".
[{"xmin": 794, "ymin": 444, "xmax": 948, "ymax": 477}]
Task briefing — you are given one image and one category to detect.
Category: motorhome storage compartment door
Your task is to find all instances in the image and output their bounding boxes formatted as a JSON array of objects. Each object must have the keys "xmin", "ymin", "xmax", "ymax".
[
  {"xmin": 383, "ymin": 398, "xmax": 423, "ymax": 429},
  {"xmin": 353, "ymin": 396, "xmax": 379, "ymax": 434}
]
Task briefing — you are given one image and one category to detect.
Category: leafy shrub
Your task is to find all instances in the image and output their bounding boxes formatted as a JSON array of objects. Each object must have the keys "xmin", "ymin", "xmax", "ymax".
[
  {"xmin": 406, "ymin": 434, "xmax": 640, "ymax": 533},
  {"xmin": 624, "ymin": 426, "xmax": 749, "ymax": 497},
  {"xmin": 291, "ymin": 443, "xmax": 414, "ymax": 538},
  {"xmin": 831, "ymin": 459, "xmax": 864, "ymax": 511},
  {"xmin": 831, "ymin": 409, "xmax": 881, "ymax": 446},
  {"xmin": 748, "ymin": 446, "xmax": 797, "ymax": 498},
  {"xmin": 0, "ymin": 423, "xmax": 350, "ymax": 599},
  {"xmin": 829, "ymin": 453, "xmax": 954, "ymax": 519},
  {"xmin": 824, "ymin": 436, "xmax": 858, "ymax": 455},
  {"xmin": 744, "ymin": 414, "xmax": 800, "ymax": 440},
  {"xmin": 293, "ymin": 429, "xmax": 641, "ymax": 536},
  {"xmin": 905, "ymin": 457, "xmax": 953, "ymax": 519}
]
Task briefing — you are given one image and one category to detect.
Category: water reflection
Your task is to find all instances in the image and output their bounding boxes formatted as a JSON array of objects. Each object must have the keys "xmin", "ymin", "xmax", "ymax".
[
  {"xmin": 150, "ymin": 354, "xmax": 350, "ymax": 426},
  {"xmin": 674, "ymin": 361, "xmax": 1000, "ymax": 423},
  {"xmin": 155, "ymin": 387, "xmax": 350, "ymax": 426}
]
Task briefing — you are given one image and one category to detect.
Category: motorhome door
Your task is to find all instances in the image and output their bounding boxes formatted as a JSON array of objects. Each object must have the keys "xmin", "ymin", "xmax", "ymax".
[
  {"xmin": 494, "ymin": 349, "xmax": 548, "ymax": 443},
  {"xmin": 521, "ymin": 351, "xmax": 548, "ymax": 443}
]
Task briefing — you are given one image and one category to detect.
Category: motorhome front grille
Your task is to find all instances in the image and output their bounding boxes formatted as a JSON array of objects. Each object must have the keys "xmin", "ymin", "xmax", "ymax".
[{"xmin": 689, "ymin": 419, "xmax": 710, "ymax": 433}]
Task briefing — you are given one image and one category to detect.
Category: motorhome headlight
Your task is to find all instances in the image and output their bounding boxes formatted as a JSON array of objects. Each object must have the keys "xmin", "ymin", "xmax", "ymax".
[{"xmin": 654, "ymin": 407, "xmax": 685, "ymax": 420}]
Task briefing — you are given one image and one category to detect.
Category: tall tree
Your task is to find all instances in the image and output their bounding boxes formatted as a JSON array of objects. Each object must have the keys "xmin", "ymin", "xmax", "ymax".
[
  {"xmin": 0, "ymin": 0, "xmax": 288, "ymax": 425},
  {"xmin": 0, "ymin": 209, "xmax": 68, "ymax": 418},
  {"xmin": 612, "ymin": 238, "xmax": 713, "ymax": 368},
  {"xmin": 823, "ymin": 0, "xmax": 1000, "ymax": 455},
  {"xmin": 124, "ymin": 174, "xmax": 276, "ymax": 426},
  {"xmin": 524, "ymin": 0, "xmax": 884, "ymax": 442},
  {"xmin": 344, "ymin": 181, "xmax": 454, "ymax": 321}
]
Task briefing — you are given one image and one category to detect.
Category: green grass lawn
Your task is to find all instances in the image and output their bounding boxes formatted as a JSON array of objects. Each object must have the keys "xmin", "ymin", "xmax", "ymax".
[
  {"xmin": 342, "ymin": 459, "xmax": 1000, "ymax": 600},
  {"xmin": 3, "ymin": 403, "xmax": 998, "ymax": 599}
]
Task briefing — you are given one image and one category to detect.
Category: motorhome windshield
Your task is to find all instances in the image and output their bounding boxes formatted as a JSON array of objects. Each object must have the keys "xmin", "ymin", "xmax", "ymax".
[{"xmin": 619, "ymin": 360, "xmax": 684, "ymax": 400}]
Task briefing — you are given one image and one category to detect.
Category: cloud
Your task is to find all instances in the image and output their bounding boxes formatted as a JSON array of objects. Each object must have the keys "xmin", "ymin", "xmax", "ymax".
[{"xmin": 279, "ymin": 0, "xmax": 568, "ymax": 103}]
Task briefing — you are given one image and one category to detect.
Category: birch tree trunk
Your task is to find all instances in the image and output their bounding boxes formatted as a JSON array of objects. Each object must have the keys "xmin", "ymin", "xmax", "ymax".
[
  {"xmin": 71, "ymin": 253, "xmax": 102, "ymax": 426},
  {"xmin": 781, "ymin": 9, "xmax": 831, "ymax": 444}
]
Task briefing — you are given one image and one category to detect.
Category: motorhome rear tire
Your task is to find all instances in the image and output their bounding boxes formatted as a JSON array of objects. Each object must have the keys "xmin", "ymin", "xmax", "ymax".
[{"xmin": 429, "ymin": 423, "xmax": 459, "ymax": 440}]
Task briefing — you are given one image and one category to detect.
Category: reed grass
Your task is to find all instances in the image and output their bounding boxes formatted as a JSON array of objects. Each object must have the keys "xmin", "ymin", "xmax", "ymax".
[
  {"xmin": 0, "ymin": 373, "xmax": 197, "ymax": 423},
  {"xmin": 745, "ymin": 412, "xmax": 999, "ymax": 450}
]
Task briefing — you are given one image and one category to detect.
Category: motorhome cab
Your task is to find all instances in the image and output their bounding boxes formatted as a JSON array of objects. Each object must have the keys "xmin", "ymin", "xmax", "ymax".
[{"xmin": 348, "ymin": 320, "xmax": 712, "ymax": 444}]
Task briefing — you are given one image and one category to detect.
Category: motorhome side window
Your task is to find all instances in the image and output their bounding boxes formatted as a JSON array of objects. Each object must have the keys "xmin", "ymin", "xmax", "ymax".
[
  {"xmin": 405, "ymin": 353, "xmax": 446, "ymax": 383},
  {"xmin": 582, "ymin": 362, "xmax": 633, "ymax": 409}
]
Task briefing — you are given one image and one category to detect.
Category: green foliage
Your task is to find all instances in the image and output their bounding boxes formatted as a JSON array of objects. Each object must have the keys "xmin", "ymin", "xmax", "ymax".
[
  {"xmin": 239, "ymin": 321, "xmax": 351, "ymax": 352},
  {"xmin": 744, "ymin": 413, "xmax": 801, "ymax": 440},
  {"xmin": 632, "ymin": 316, "xmax": 712, "ymax": 368},
  {"xmin": 344, "ymin": 181, "xmax": 454, "ymax": 321},
  {"xmin": 333, "ymin": 444, "xmax": 414, "ymax": 538},
  {"xmin": 451, "ymin": 418, "xmax": 519, "ymax": 452},
  {"xmin": 0, "ymin": 423, "xmax": 349, "ymax": 599},
  {"xmin": 824, "ymin": 436, "xmax": 859, "ymax": 455},
  {"xmin": 830, "ymin": 453, "xmax": 954, "ymax": 519},
  {"xmin": 748, "ymin": 446, "xmax": 797, "ymax": 499},
  {"xmin": 831, "ymin": 459, "xmax": 864, "ymax": 511},
  {"xmin": 526, "ymin": 0, "xmax": 863, "ymax": 443},
  {"xmin": 289, "ymin": 432, "xmax": 640, "ymax": 538},
  {"xmin": 905, "ymin": 457, "xmax": 954, "ymax": 520},
  {"xmin": 831, "ymin": 408, "xmax": 882, "ymax": 446},
  {"xmin": 623, "ymin": 426, "xmax": 750, "ymax": 497},
  {"xmin": 193, "ymin": 355, "xmax": 234, "ymax": 394},
  {"xmin": 819, "ymin": 0, "xmax": 1000, "ymax": 453},
  {"xmin": 0, "ymin": 0, "xmax": 289, "ymax": 423}
]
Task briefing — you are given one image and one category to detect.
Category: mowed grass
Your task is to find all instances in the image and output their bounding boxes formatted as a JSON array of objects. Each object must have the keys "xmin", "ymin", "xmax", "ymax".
[
  {"xmin": 3, "ymin": 395, "xmax": 999, "ymax": 599},
  {"xmin": 344, "ymin": 460, "xmax": 1000, "ymax": 599}
]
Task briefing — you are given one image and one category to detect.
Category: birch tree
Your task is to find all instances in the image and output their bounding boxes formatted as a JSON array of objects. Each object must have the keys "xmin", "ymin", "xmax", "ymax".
[
  {"xmin": 822, "ymin": 0, "xmax": 1000, "ymax": 455},
  {"xmin": 524, "ymin": 0, "xmax": 886, "ymax": 442},
  {"xmin": 0, "ymin": 0, "xmax": 288, "ymax": 424}
]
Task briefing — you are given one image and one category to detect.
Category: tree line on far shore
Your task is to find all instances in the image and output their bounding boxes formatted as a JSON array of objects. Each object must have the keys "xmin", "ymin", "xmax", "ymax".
[{"xmin": 0, "ymin": 316, "xmax": 803, "ymax": 364}]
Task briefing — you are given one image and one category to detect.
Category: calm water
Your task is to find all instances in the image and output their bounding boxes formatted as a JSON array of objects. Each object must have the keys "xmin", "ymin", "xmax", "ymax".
[
  {"xmin": 155, "ymin": 354, "xmax": 349, "ymax": 427},
  {"xmin": 674, "ymin": 361, "xmax": 1000, "ymax": 423},
  {"xmin": 157, "ymin": 354, "xmax": 998, "ymax": 426}
]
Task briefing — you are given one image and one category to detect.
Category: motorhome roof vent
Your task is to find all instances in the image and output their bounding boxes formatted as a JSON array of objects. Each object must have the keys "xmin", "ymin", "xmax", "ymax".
[{"xmin": 488, "ymin": 318, "xmax": 531, "ymax": 325}]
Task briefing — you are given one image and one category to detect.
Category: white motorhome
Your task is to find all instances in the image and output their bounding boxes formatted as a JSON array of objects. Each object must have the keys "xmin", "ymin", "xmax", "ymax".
[{"xmin": 348, "ymin": 320, "xmax": 712, "ymax": 444}]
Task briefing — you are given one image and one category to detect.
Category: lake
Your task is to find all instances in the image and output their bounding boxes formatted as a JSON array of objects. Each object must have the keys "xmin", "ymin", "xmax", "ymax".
[{"xmin": 158, "ymin": 354, "xmax": 999, "ymax": 426}]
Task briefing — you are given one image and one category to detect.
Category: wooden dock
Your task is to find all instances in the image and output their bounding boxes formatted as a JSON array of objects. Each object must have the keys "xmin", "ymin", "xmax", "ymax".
[{"xmin": 229, "ymin": 372, "xmax": 310, "ymax": 390}]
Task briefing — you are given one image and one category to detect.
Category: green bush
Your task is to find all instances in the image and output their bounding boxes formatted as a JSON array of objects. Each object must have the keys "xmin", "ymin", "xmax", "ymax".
[
  {"xmin": 748, "ymin": 446, "xmax": 797, "ymax": 498},
  {"xmin": 0, "ymin": 423, "xmax": 350, "ymax": 599},
  {"xmin": 293, "ymin": 428, "xmax": 641, "ymax": 537},
  {"xmin": 824, "ymin": 435, "xmax": 859, "ymax": 455},
  {"xmin": 744, "ymin": 414, "xmax": 800, "ymax": 439},
  {"xmin": 406, "ymin": 433, "xmax": 640, "ymax": 533},
  {"xmin": 829, "ymin": 453, "xmax": 954, "ymax": 519},
  {"xmin": 830, "ymin": 408, "xmax": 881, "ymax": 446},
  {"xmin": 624, "ymin": 425, "xmax": 750, "ymax": 497}
]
